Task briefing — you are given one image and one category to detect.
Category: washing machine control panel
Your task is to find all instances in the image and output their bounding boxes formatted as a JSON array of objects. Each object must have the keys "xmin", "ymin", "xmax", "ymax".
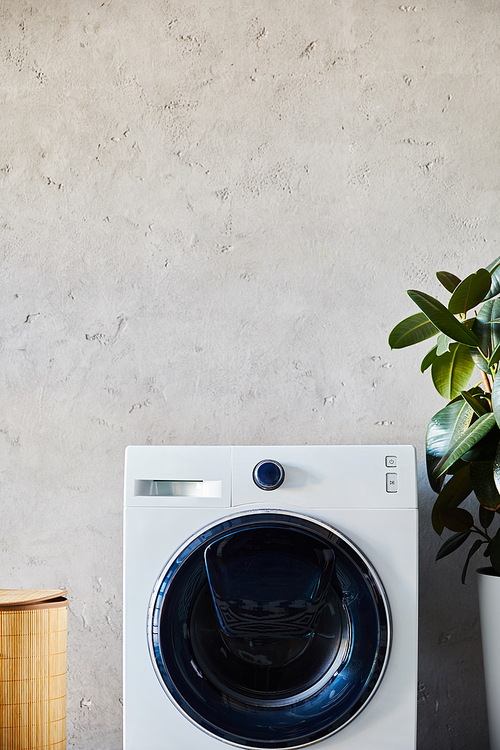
[{"xmin": 125, "ymin": 445, "xmax": 417, "ymax": 510}]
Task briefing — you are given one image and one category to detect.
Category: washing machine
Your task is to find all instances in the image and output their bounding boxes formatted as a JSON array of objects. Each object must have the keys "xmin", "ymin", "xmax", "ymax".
[{"xmin": 123, "ymin": 445, "xmax": 417, "ymax": 750}]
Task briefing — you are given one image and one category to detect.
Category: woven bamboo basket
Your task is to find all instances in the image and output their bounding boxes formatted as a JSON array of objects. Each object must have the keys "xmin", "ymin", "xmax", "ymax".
[{"xmin": 0, "ymin": 590, "xmax": 67, "ymax": 750}]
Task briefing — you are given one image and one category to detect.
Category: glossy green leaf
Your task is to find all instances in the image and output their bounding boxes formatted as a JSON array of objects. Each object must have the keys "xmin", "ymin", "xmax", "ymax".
[
  {"xmin": 426, "ymin": 400, "xmax": 474, "ymax": 491},
  {"xmin": 448, "ymin": 269, "xmax": 491, "ymax": 315},
  {"xmin": 431, "ymin": 344, "xmax": 475, "ymax": 400},
  {"xmin": 472, "ymin": 299, "xmax": 500, "ymax": 370},
  {"xmin": 484, "ymin": 256, "xmax": 500, "ymax": 300},
  {"xmin": 462, "ymin": 424, "xmax": 500, "ymax": 464},
  {"xmin": 462, "ymin": 539, "xmax": 484, "ymax": 584},
  {"xmin": 491, "ymin": 369, "xmax": 500, "ymax": 429},
  {"xmin": 487, "ymin": 258, "xmax": 500, "ymax": 271},
  {"xmin": 388, "ymin": 312, "xmax": 439, "ymax": 349},
  {"xmin": 436, "ymin": 333, "xmax": 453, "ymax": 356},
  {"xmin": 431, "ymin": 464, "xmax": 473, "ymax": 535},
  {"xmin": 492, "ymin": 441, "xmax": 500, "ymax": 495},
  {"xmin": 421, "ymin": 345, "xmax": 438, "ymax": 373},
  {"xmin": 407, "ymin": 290, "xmax": 480, "ymax": 347},
  {"xmin": 450, "ymin": 385, "xmax": 488, "ymax": 404},
  {"xmin": 436, "ymin": 270, "xmax": 461, "ymax": 293},
  {"xmin": 461, "ymin": 390, "xmax": 489, "ymax": 417},
  {"xmin": 436, "ymin": 413, "xmax": 497, "ymax": 477},
  {"xmin": 479, "ymin": 505, "xmax": 495, "ymax": 529},
  {"xmin": 440, "ymin": 507, "xmax": 474, "ymax": 532},
  {"xmin": 436, "ymin": 531, "xmax": 471, "ymax": 561},
  {"xmin": 470, "ymin": 461, "xmax": 500, "ymax": 510},
  {"xmin": 471, "ymin": 348, "xmax": 490, "ymax": 374},
  {"xmin": 489, "ymin": 341, "xmax": 500, "ymax": 368},
  {"xmin": 489, "ymin": 528, "xmax": 500, "ymax": 574}
]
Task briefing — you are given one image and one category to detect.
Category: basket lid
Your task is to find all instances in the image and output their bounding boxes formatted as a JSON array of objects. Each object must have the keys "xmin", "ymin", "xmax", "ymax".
[{"xmin": 0, "ymin": 589, "xmax": 68, "ymax": 609}]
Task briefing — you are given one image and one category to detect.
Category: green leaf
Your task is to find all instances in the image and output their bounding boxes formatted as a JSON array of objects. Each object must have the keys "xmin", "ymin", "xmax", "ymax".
[
  {"xmin": 491, "ymin": 364, "xmax": 500, "ymax": 429},
  {"xmin": 436, "ymin": 530, "xmax": 471, "ymax": 561},
  {"xmin": 470, "ymin": 461, "xmax": 500, "ymax": 510},
  {"xmin": 388, "ymin": 312, "xmax": 439, "ymax": 349},
  {"xmin": 435, "ymin": 412, "xmax": 497, "ymax": 477},
  {"xmin": 426, "ymin": 400, "xmax": 474, "ymax": 491},
  {"xmin": 436, "ymin": 333, "xmax": 453, "ymax": 356},
  {"xmin": 475, "ymin": 300, "xmax": 500, "ymax": 341},
  {"xmin": 489, "ymin": 528, "xmax": 500, "ymax": 574},
  {"xmin": 484, "ymin": 256, "xmax": 500, "ymax": 300},
  {"xmin": 461, "ymin": 539, "xmax": 484, "ymax": 584},
  {"xmin": 431, "ymin": 344, "xmax": 475, "ymax": 400},
  {"xmin": 436, "ymin": 270, "xmax": 461, "ymax": 293},
  {"xmin": 450, "ymin": 385, "xmax": 489, "ymax": 404},
  {"xmin": 479, "ymin": 505, "xmax": 496, "ymax": 529},
  {"xmin": 431, "ymin": 464, "xmax": 473, "ymax": 535},
  {"xmin": 461, "ymin": 390, "xmax": 489, "ymax": 417},
  {"xmin": 487, "ymin": 257, "xmax": 500, "ymax": 271},
  {"xmin": 492, "ymin": 441, "xmax": 500, "ymax": 494},
  {"xmin": 472, "ymin": 299, "xmax": 500, "ymax": 371},
  {"xmin": 440, "ymin": 507, "xmax": 474, "ymax": 532},
  {"xmin": 407, "ymin": 290, "xmax": 480, "ymax": 347},
  {"xmin": 489, "ymin": 341, "xmax": 500, "ymax": 368},
  {"xmin": 448, "ymin": 269, "xmax": 491, "ymax": 315},
  {"xmin": 470, "ymin": 349, "xmax": 490, "ymax": 374},
  {"xmin": 421, "ymin": 345, "xmax": 438, "ymax": 373},
  {"xmin": 462, "ymin": 424, "xmax": 500, "ymax": 463}
]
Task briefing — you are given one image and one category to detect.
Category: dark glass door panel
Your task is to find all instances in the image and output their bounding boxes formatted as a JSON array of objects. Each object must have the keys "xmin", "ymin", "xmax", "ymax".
[{"xmin": 204, "ymin": 526, "xmax": 335, "ymax": 639}]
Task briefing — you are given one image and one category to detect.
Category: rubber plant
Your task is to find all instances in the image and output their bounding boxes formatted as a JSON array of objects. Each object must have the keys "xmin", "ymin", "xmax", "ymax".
[{"xmin": 388, "ymin": 256, "xmax": 500, "ymax": 583}]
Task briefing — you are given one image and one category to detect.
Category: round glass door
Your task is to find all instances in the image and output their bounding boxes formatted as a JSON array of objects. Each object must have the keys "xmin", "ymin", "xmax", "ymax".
[{"xmin": 148, "ymin": 511, "xmax": 391, "ymax": 749}]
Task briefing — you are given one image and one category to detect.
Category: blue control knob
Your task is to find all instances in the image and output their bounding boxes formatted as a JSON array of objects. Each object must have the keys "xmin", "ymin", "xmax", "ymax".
[{"xmin": 252, "ymin": 460, "xmax": 285, "ymax": 491}]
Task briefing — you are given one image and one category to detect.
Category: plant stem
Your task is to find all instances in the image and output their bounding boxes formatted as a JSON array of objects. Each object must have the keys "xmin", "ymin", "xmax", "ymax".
[
  {"xmin": 472, "ymin": 525, "xmax": 492, "ymax": 542},
  {"xmin": 481, "ymin": 370, "xmax": 492, "ymax": 393}
]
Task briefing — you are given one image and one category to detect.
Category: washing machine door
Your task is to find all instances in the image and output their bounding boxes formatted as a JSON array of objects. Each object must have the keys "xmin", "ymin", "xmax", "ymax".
[{"xmin": 149, "ymin": 511, "xmax": 391, "ymax": 749}]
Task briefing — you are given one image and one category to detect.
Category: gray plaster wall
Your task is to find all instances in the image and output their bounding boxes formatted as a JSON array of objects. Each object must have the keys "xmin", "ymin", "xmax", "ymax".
[{"xmin": 0, "ymin": 0, "xmax": 498, "ymax": 747}]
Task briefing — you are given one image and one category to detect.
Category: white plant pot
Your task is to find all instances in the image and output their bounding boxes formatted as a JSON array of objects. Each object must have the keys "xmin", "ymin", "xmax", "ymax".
[{"xmin": 477, "ymin": 567, "xmax": 500, "ymax": 750}]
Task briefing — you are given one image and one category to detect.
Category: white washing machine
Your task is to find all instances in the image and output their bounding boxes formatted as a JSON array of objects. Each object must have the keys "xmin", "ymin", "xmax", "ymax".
[{"xmin": 124, "ymin": 445, "xmax": 418, "ymax": 750}]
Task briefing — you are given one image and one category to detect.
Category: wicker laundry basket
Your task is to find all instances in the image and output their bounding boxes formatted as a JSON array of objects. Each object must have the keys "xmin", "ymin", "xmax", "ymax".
[{"xmin": 0, "ymin": 590, "xmax": 67, "ymax": 750}]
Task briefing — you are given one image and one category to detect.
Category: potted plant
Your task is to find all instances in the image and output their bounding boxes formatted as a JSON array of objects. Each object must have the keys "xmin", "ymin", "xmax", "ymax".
[{"xmin": 388, "ymin": 255, "xmax": 500, "ymax": 749}]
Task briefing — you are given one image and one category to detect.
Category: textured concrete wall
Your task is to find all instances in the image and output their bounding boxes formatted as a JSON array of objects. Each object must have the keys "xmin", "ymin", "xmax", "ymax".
[{"xmin": 1, "ymin": 0, "xmax": 499, "ymax": 747}]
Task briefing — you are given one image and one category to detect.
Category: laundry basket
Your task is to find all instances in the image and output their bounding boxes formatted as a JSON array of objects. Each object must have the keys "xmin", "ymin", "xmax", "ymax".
[{"xmin": 0, "ymin": 589, "xmax": 67, "ymax": 750}]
